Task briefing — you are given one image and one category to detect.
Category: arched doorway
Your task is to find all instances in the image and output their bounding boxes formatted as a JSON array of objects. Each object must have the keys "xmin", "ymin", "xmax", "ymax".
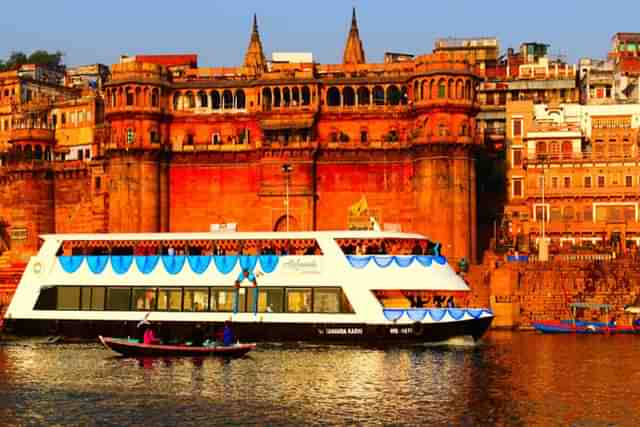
[{"xmin": 273, "ymin": 215, "xmax": 299, "ymax": 232}]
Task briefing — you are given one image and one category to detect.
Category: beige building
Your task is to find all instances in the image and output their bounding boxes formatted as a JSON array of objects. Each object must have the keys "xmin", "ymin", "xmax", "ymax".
[{"xmin": 505, "ymin": 100, "xmax": 640, "ymax": 253}]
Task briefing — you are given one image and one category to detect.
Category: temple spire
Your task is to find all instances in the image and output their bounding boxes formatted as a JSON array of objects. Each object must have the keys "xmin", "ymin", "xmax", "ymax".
[
  {"xmin": 342, "ymin": 8, "xmax": 366, "ymax": 65},
  {"xmin": 243, "ymin": 14, "xmax": 266, "ymax": 73}
]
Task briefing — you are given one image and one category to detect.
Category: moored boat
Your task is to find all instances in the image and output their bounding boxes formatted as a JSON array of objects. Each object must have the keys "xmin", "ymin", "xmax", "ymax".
[
  {"xmin": 533, "ymin": 302, "xmax": 640, "ymax": 335},
  {"xmin": 532, "ymin": 320, "xmax": 640, "ymax": 334},
  {"xmin": 99, "ymin": 335, "xmax": 256, "ymax": 357},
  {"xmin": 4, "ymin": 230, "xmax": 493, "ymax": 344}
]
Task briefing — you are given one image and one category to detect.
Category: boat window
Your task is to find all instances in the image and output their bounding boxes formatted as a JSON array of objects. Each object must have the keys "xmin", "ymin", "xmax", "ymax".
[
  {"xmin": 80, "ymin": 287, "xmax": 106, "ymax": 310},
  {"xmin": 341, "ymin": 290, "xmax": 355, "ymax": 313},
  {"xmin": 335, "ymin": 238, "xmax": 439, "ymax": 256},
  {"xmin": 250, "ymin": 287, "xmax": 284, "ymax": 313},
  {"xmin": 236, "ymin": 288, "xmax": 248, "ymax": 312},
  {"xmin": 286, "ymin": 288, "xmax": 312, "ymax": 313},
  {"xmin": 34, "ymin": 287, "xmax": 56, "ymax": 310},
  {"xmin": 106, "ymin": 288, "xmax": 132, "ymax": 311},
  {"xmin": 157, "ymin": 288, "xmax": 182, "ymax": 311},
  {"xmin": 57, "ymin": 287, "xmax": 81, "ymax": 310},
  {"xmin": 212, "ymin": 288, "xmax": 235, "ymax": 312},
  {"xmin": 81, "ymin": 287, "xmax": 92, "ymax": 310},
  {"xmin": 184, "ymin": 288, "xmax": 209, "ymax": 312},
  {"xmin": 91, "ymin": 287, "xmax": 105, "ymax": 310},
  {"xmin": 313, "ymin": 288, "xmax": 342, "ymax": 313},
  {"xmin": 133, "ymin": 288, "xmax": 157, "ymax": 311}
]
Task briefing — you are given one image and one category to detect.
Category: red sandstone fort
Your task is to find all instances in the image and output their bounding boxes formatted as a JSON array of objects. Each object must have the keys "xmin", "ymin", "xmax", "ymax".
[{"xmin": 0, "ymin": 10, "xmax": 481, "ymax": 262}]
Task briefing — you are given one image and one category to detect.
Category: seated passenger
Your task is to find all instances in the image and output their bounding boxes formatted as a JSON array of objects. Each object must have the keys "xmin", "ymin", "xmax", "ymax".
[
  {"xmin": 143, "ymin": 326, "xmax": 159, "ymax": 345},
  {"xmin": 190, "ymin": 324, "xmax": 205, "ymax": 347},
  {"xmin": 446, "ymin": 296, "xmax": 455, "ymax": 308},
  {"xmin": 223, "ymin": 321, "xmax": 235, "ymax": 346}
]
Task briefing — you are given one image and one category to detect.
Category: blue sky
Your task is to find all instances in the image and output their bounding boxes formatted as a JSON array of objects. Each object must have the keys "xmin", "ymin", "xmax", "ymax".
[{"xmin": 1, "ymin": 0, "xmax": 639, "ymax": 67}]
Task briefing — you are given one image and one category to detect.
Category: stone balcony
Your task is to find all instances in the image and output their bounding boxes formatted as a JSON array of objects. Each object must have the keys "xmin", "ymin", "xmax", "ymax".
[
  {"xmin": 8, "ymin": 128, "xmax": 55, "ymax": 143},
  {"xmin": 526, "ymin": 185, "xmax": 640, "ymax": 198},
  {"xmin": 525, "ymin": 151, "xmax": 640, "ymax": 165}
]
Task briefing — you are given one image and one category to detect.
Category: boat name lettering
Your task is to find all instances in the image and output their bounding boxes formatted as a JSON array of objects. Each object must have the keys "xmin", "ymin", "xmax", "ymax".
[
  {"xmin": 282, "ymin": 258, "xmax": 320, "ymax": 273},
  {"xmin": 324, "ymin": 328, "xmax": 363, "ymax": 335}
]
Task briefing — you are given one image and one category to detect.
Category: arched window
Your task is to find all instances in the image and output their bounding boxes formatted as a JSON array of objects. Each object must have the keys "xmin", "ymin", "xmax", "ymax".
[
  {"xmin": 211, "ymin": 91, "xmax": 221, "ymax": 109},
  {"xmin": 235, "ymin": 90, "xmax": 246, "ymax": 110},
  {"xmin": 185, "ymin": 134, "xmax": 194, "ymax": 145},
  {"xmin": 262, "ymin": 88, "xmax": 272, "ymax": 109},
  {"xmin": 112, "ymin": 90, "xmax": 117, "ymax": 107},
  {"xmin": 52, "ymin": 114, "xmax": 57, "ymax": 128},
  {"xmin": 357, "ymin": 86, "xmax": 370, "ymax": 105},
  {"xmin": 373, "ymin": 86, "xmax": 385, "ymax": 105},
  {"xmin": 198, "ymin": 91, "xmax": 208, "ymax": 108},
  {"xmin": 421, "ymin": 80, "xmax": 426, "ymax": 100},
  {"xmin": 151, "ymin": 89, "xmax": 159, "ymax": 107},
  {"xmin": 448, "ymin": 79, "xmax": 454, "ymax": 99},
  {"xmin": 456, "ymin": 80, "xmax": 464, "ymax": 99},
  {"xmin": 465, "ymin": 80, "xmax": 471, "ymax": 99},
  {"xmin": 301, "ymin": 86, "xmax": 310, "ymax": 105},
  {"xmin": 326, "ymin": 87, "xmax": 341, "ymax": 106},
  {"xmin": 185, "ymin": 91, "xmax": 195, "ymax": 109},
  {"xmin": 386, "ymin": 85, "xmax": 401, "ymax": 105},
  {"xmin": 61, "ymin": 113, "xmax": 66, "ymax": 125},
  {"xmin": 126, "ymin": 87, "xmax": 134, "ymax": 106},
  {"xmin": 562, "ymin": 141, "xmax": 573, "ymax": 155},
  {"xmin": 292, "ymin": 87, "xmax": 300, "ymax": 106},
  {"xmin": 135, "ymin": 87, "xmax": 142, "ymax": 107},
  {"xmin": 24, "ymin": 145, "xmax": 33, "ymax": 161},
  {"xmin": 283, "ymin": 87, "xmax": 291, "ymax": 107},
  {"xmin": 173, "ymin": 93, "xmax": 180, "ymax": 110},
  {"xmin": 343, "ymin": 87, "xmax": 355, "ymax": 106},
  {"xmin": 142, "ymin": 87, "xmax": 149, "ymax": 106},
  {"xmin": 222, "ymin": 90, "xmax": 233, "ymax": 109},
  {"xmin": 438, "ymin": 80, "xmax": 446, "ymax": 98},
  {"xmin": 413, "ymin": 81, "xmax": 419, "ymax": 101},
  {"xmin": 34, "ymin": 145, "xmax": 43, "ymax": 161},
  {"xmin": 273, "ymin": 87, "xmax": 281, "ymax": 107}
]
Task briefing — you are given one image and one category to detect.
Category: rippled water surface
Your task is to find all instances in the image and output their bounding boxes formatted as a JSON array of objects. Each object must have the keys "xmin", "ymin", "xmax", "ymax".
[{"xmin": 1, "ymin": 331, "xmax": 639, "ymax": 426}]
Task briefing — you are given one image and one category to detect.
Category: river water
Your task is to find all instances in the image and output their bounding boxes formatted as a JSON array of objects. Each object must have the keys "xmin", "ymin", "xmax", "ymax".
[{"xmin": 0, "ymin": 331, "xmax": 638, "ymax": 426}]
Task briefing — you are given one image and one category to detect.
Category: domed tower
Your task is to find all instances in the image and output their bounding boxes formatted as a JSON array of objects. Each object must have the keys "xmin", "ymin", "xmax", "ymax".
[
  {"xmin": 0, "ymin": 102, "xmax": 56, "ymax": 254},
  {"xmin": 409, "ymin": 53, "xmax": 480, "ymax": 262},
  {"xmin": 103, "ymin": 62, "xmax": 171, "ymax": 232}
]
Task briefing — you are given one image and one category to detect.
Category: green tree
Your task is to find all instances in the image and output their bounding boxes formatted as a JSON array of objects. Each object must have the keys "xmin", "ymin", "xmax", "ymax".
[{"xmin": 0, "ymin": 50, "xmax": 64, "ymax": 72}]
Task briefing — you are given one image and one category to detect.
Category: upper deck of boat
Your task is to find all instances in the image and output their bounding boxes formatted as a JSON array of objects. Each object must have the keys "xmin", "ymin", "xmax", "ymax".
[{"xmin": 40, "ymin": 230, "xmax": 426, "ymax": 242}]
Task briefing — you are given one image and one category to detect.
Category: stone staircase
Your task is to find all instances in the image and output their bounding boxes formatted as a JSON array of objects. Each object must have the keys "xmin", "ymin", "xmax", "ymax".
[{"xmin": 0, "ymin": 251, "xmax": 27, "ymax": 322}]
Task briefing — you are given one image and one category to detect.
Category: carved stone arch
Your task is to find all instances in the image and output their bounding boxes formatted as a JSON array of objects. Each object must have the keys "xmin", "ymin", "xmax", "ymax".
[
  {"xmin": 343, "ymin": 86, "xmax": 355, "ymax": 106},
  {"xmin": 456, "ymin": 79, "xmax": 464, "ymax": 99},
  {"xmin": 326, "ymin": 86, "xmax": 341, "ymax": 106},
  {"xmin": 357, "ymin": 86, "xmax": 370, "ymax": 105}
]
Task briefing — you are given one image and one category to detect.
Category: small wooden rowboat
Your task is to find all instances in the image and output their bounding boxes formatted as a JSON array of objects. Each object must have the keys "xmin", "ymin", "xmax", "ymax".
[{"xmin": 99, "ymin": 336, "xmax": 256, "ymax": 357}]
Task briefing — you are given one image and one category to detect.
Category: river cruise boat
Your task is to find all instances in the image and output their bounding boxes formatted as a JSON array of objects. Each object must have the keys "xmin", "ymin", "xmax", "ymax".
[{"xmin": 4, "ymin": 231, "xmax": 493, "ymax": 344}]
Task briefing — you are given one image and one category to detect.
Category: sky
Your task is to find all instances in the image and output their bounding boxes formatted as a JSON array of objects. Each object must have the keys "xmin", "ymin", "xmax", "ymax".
[{"xmin": 1, "ymin": 0, "xmax": 639, "ymax": 68}]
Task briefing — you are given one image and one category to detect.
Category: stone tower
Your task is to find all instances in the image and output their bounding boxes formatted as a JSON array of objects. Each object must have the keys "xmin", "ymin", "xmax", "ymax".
[
  {"xmin": 0, "ymin": 105, "xmax": 56, "ymax": 253},
  {"xmin": 409, "ymin": 54, "xmax": 480, "ymax": 262},
  {"xmin": 342, "ymin": 8, "xmax": 366, "ymax": 65},
  {"xmin": 103, "ymin": 62, "xmax": 170, "ymax": 233}
]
